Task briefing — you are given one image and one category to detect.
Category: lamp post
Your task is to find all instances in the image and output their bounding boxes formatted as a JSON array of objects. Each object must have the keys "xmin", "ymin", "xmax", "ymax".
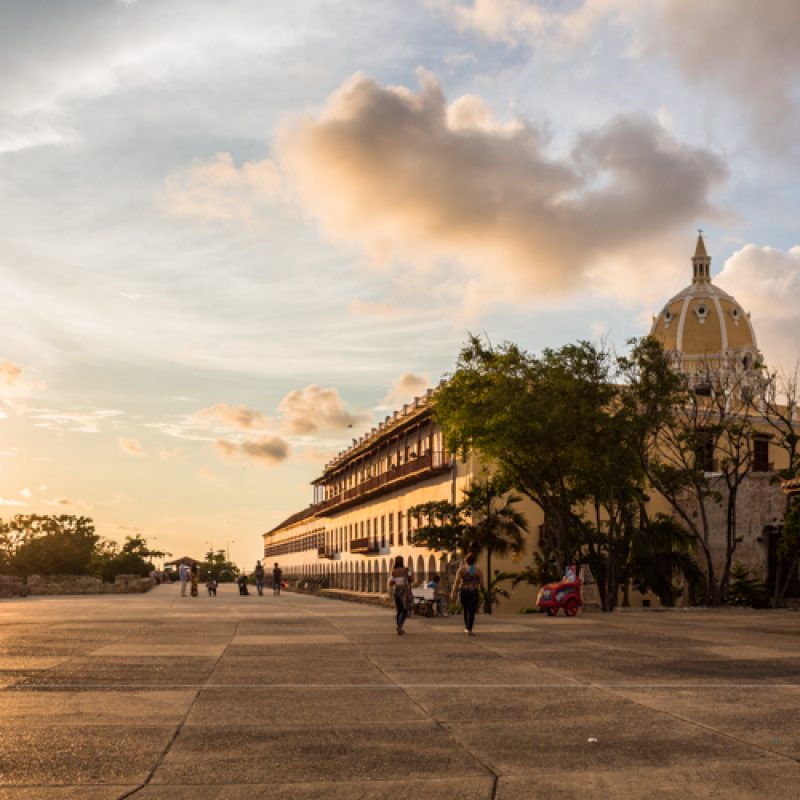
[{"xmin": 226, "ymin": 540, "xmax": 235, "ymax": 562}]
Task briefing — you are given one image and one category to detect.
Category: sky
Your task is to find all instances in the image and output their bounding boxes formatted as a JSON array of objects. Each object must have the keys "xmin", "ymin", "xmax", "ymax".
[{"xmin": 2, "ymin": 0, "xmax": 800, "ymax": 569}]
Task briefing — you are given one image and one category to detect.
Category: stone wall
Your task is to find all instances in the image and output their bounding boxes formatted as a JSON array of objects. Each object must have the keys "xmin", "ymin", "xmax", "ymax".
[
  {"xmin": 0, "ymin": 575, "xmax": 29, "ymax": 598},
  {"xmin": 678, "ymin": 472, "xmax": 785, "ymax": 582},
  {"xmin": 22, "ymin": 574, "xmax": 155, "ymax": 596}
]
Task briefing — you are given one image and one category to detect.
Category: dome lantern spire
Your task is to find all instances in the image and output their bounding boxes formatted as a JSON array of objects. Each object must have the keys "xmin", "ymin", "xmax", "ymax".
[{"xmin": 692, "ymin": 229, "xmax": 711, "ymax": 283}]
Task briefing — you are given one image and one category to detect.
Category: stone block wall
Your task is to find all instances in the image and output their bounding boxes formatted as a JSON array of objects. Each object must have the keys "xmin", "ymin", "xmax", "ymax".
[
  {"xmin": 0, "ymin": 575, "xmax": 29, "ymax": 598},
  {"xmin": 23, "ymin": 574, "xmax": 155, "ymax": 595}
]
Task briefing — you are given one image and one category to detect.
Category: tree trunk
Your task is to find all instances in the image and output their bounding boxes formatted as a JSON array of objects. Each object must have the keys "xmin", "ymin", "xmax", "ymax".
[
  {"xmin": 720, "ymin": 486, "xmax": 738, "ymax": 603},
  {"xmin": 484, "ymin": 547, "xmax": 493, "ymax": 614}
]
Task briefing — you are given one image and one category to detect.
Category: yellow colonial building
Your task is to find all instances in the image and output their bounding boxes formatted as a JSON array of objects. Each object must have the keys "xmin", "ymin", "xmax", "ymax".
[{"xmin": 263, "ymin": 235, "xmax": 797, "ymax": 608}]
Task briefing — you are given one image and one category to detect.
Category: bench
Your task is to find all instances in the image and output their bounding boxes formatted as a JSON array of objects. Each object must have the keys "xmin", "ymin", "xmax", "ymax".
[{"xmin": 411, "ymin": 587, "xmax": 437, "ymax": 617}]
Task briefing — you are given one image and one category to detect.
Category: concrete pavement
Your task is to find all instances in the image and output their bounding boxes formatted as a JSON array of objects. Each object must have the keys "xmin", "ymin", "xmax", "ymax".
[{"xmin": 1, "ymin": 584, "xmax": 799, "ymax": 799}]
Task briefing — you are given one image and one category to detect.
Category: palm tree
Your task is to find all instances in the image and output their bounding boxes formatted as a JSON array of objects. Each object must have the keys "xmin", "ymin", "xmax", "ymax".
[
  {"xmin": 411, "ymin": 474, "xmax": 528, "ymax": 613},
  {"xmin": 460, "ymin": 476, "xmax": 528, "ymax": 614}
]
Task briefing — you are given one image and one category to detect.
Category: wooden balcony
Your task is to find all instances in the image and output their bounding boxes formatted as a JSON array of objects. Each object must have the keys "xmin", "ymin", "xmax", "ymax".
[
  {"xmin": 350, "ymin": 537, "xmax": 380, "ymax": 555},
  {"xmin": 317, "ymin": 547, "xmax": 336, "ymax": 559},
  {"xmin": 313, "ymin": 450, "xmax": 451, "ymax": 516}
]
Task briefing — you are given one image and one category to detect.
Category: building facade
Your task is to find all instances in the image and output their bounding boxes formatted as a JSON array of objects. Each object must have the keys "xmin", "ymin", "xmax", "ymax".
[
  {"xmin": 264, "ymin": 235, "xmax": 798, "ymax": 607},
  {"xmin": 263, "ymin": 390, "xmax": 493, "ymax": 596}
]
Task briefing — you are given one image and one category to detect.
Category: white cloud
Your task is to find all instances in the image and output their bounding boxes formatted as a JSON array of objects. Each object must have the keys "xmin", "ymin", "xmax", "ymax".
[
  {"xmin": 29, "ymin": 407, "xmax": 123, "ymax": 434},
  {"xmin": 214, "ymin": 436, "xmax": 289, "ymax": 466},
  {"xmin": 20, "ymin": 488, "xmax": 31, "ymax": 497},
  {"xmin": 119, "ymin": 437, "xmax": 144, "ymax": 457},
  {"xmin": 45, "ymin": 496, "xmax": 73, "ymax": 507},
  {"xmin": 163, "ymin": 152, "xmax": 284, "ymax": 222},
  {"xmin": 426, "ymin": 0, "xmax": 633, "ymax": 50},
  {"xmin": 653, "ymin": 0, "xmax": 800, "ymax": 150},
  {"xmin": 716, "ymin": 244, "xmax": 800, "ymax": 370},
  {"xmin": 195, "ymin": 403, "xmax": 268, "ymax": 430},
  {"xmin": 430, "ymin": 1, "xmax": 800, "ymax": 151},
  {"xmin": 278, "ymin": 385, "xmax": 369, "ymax": 435},
  {"xmin": 278, "ymin": 71, "xmax": 725, "ymax": 297},
  {"xmin": 0, "ymin": 360, "xmax": 22, "ymax": 386},
  {"xmin": 158, "ymin": 448, "xmax": 185, "ymax": 461},
  {"xmin": 0, "ymin": 497, "xmax": 28, "ymax": 507},
  {"xmin": 381, "ymin": 372, "xmax": 431, "ymax": 408}
]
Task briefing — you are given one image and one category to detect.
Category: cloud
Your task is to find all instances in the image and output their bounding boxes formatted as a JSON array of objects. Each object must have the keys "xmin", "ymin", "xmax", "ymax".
[
  {"xmin": 29, "ymin": 407, "xmax": 123, "ymax": 433},
  {"xmin": 0, "ymin": 360, "xmax": 22, "ymax": 386},
  {"xmin": 119, "ymin": 437, "xmax": 144, "ymax": 457},
  {"xmin": 0, "ymin": 497, "xmax": 28, "ymax": 507},
  {"xmin": 198, "ymin": 466, "xmax": 215, "ymax": 480},
  {"xmin": 158, "ymin": 447, "xmax": 185, "ymax": 461},
  {"xmin": 0, "ymin": 360, "xmax": 45, "ymax": 403},
  {"xmin": 45, "ymin": 496, "xmax": 73, "ymax": 507},
  {"xmin": 653, "ymin": 0, "xmax": 800, "ymax": 150},
  {"xmin": 163, "ymin": 152, "xmax": 284, "ymax": 222},
  {"xmin": 278, "ymin": 71, "xmax": 725, "ymax": 296},
  {"xmin": 348, "ymin": 299, "xmax": 405, "ymax": 319},
  {"xmin": 426, "ymin": 0, "xmax": 633, "ymax": 50},
  {"xmin": 382, "ymin": 372, "xmax": 431, "ymax": 407},
  {"xmin": 715, "ymin": 244, "xmax": 800, "ymax": 370},
  {"xmin": 195, "ymin": 403, "xmax": 268, "ymax": 430},
  {"xmin": 431, "ymin": 1, "xmax": 800, "ymax": 151},
  {"xmin": 214, "ymin": 436, "xmax": 289, "ymax": 465},
  {"xmin": 21, "ymin": 488, "xmax": 31, "ymax": 498},
  {"xmin": 278, "ymin": 385, "xmax": 369, "ymax": 435}
]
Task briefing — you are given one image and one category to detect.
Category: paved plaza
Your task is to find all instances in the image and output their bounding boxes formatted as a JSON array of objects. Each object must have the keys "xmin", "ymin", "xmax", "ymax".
[{"xmin": 0, "ymin": 586, "xmax": 798, "ymax": 799}]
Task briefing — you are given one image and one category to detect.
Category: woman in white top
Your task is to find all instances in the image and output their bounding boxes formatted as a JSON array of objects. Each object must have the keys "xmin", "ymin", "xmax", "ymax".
[{"xmin": 388, "ymin": 555, "xmax": 411, "ymax": 635}]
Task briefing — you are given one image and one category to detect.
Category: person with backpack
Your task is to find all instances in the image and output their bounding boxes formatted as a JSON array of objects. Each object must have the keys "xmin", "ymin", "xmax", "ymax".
[
  {"xmin": 388, "ymin": 556, "xmax": 412, "ymax": 635},
  {"xmin": 453, "ymin": 554, "xmax": 482, "ymax": 636}
]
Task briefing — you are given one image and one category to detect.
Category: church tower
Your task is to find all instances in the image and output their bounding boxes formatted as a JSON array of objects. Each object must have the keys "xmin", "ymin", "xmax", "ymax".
[{"xmin": 650, "ymin": 233, "xmax": 761, "ymax": 383}]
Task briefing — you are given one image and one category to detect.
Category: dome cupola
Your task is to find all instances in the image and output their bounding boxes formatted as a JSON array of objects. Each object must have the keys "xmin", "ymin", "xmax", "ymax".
[{"xmin": 651, "ymin": 233, "xmax": 760, "ymax": 378}]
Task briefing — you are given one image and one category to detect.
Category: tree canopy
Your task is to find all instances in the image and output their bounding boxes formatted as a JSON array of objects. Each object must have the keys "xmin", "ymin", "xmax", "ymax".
[{"xmin": 0, "ymin": 515, "xmax": 165, "ymax": 580}]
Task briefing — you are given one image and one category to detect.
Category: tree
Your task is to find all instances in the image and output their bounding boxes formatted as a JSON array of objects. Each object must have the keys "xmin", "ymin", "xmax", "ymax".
[
  {"xmin": 621, "ymin": 340, "xmax": 737, "ymax": 605},
  {"xmin": 434, "ymin": 336, "xmax": 611, "ymax": 572},
  {"xmin": 754, "ymin": 364, "xmax": 800, "ymax": 606},
  {"xmin": 200, "ymin": 549, "xmax": 239, "ymax": 582},
  {"xmin": 460, "ymin": 477, "xmax": 528, "ymax": 613},
  {"xmin": 0, "ymin": 515, "xmax": 99, "ymax": 576},
  {"xmin": 627, "ymin": 514, "xmax": 701, "ymax": 607},
  {"xmin": 94, "ymin": 535, "xmax": 167, "ymax": 582},
  {"xmin": 411, "ymin": 475, "xmax": 527, "ymax": 613}
]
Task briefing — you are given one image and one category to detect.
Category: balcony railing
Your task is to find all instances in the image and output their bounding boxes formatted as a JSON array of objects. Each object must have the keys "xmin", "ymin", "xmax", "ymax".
[
  {"xmin": 317, "ymin": 546, "xmax": 336, "ymax": 559},
  {"xmin": 350, "ymin": 537, "xmax": 380, "ymax": 555},
  {"xmin": 314, "ymin": 450, "xmax": 450, "ymax": 515}
]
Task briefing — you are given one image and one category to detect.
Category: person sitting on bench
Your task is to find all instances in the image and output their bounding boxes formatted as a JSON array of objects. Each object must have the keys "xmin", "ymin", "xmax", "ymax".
[{"xmin": 426, "ymin": 575, "xmax": 447, "ymax": 617}]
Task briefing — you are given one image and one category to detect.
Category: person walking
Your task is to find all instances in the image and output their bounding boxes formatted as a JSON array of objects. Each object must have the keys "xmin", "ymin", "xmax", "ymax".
[
  {"xmin": 453, "ymin": 554, "xmax": 482, "ymax": 635},
  {"xmin": 254, "ymin": 561, "xmax": 265, "ymax": 596},
  {"xmin": 272, "ymin": 562, "xmax": 283, "ymax": 595},
  {"xmin": 189, "ymin": 562, "xmax": 199, "ymax": 597},
  {"xmin": 388, "ymin": 555, "xmax": 412, "ymax": 635},
  {"xmin": 178, "ymin": 562, "xmax": 189, "ymax": 597}
]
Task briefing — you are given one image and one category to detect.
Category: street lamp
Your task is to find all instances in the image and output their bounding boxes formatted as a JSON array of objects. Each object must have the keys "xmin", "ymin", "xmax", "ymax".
[{"xmin": 226, "ymin": 540, "xmax": 235, "ymax": 562}]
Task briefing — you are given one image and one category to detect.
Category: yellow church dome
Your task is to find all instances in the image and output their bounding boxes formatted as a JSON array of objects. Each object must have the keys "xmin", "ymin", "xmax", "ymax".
[{"xmin": 651, "ymin": 234, "xmax": 760, "ymax": 373}]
